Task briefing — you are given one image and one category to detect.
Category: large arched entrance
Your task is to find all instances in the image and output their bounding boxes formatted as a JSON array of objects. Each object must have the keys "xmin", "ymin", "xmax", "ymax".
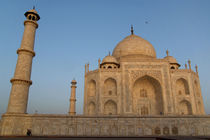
[{"xmin": 132, "ymin": 75, "xmax": 163, "ymax": 115}]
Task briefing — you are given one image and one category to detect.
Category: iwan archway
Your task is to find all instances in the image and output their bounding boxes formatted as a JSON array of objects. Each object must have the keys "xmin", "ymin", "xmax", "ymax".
[{"xmin": 132, "ymin": 75, "xmax": 163, "ymax": 115}]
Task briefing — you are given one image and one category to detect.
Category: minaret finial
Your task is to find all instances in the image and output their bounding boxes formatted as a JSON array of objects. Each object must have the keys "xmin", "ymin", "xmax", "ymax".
[
  {"xmin": 188, "ymin": 59, "xmax": 191, "ymax": 70},
  {"xmin": 131, "ymin": 25, "xmax": 134, "ymax": 35},
  {"xmin": 33, "ymin": 0, "xmax": 36, "ymax": 9},
  {"xmin": 109, "ymin": 51, "xmax": 110, "ymax": 56},
  {"xmin": 98, "ymin": 58, "xmax": 101, "ymax": 69},
  {"xmin": 185, "ymin": 63, "xmax": 187, "ymax": 69},
  {"xmin": 166, "ymin": 50, "xmax": 169, "ymax": 56},
  {"xmin": 195, "ymin": 65, "xmax": 198, "ymax": 74}
]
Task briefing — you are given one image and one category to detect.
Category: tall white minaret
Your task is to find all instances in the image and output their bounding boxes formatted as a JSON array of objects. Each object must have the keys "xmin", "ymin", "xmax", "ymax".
[
  {"xmin": 7, "ymin": 8, "xmax": 40, "ymax": 114},
  {"xmin": 69, "ymin": 79, "xmax": 77, "ymax": 115}
]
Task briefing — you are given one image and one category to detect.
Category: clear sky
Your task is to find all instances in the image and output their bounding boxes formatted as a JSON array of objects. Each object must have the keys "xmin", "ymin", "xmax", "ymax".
[{"xmin": 0, "ymin": 0, "xmax": 210, "ymax": 116}]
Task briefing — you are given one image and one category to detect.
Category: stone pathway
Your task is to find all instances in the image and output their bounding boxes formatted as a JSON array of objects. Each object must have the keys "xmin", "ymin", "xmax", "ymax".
[{"xmin": 0, "ymin": 136, "xmax": 210, "ymax": 140}]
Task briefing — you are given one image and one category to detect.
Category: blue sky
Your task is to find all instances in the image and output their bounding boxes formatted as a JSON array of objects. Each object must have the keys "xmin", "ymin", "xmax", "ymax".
[{"xmin": 0, "ymin": 0, "xmax": 210, "ymax": 115}]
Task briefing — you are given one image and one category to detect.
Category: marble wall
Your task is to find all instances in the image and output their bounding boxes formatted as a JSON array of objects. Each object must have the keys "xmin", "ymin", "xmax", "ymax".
[{"xmin": 1, "ymin": 114, "xmax": 210, "ymax": 136}]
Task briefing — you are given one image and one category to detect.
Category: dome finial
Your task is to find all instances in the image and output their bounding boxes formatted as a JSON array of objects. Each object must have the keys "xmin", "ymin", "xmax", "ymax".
[
  {"xmin": 109, "ymin": 51, "xmax": 111, "ymax": 56},
  {"xmin": 166, "ymin": 49, "xmax": 169, "ymax": 56},
  {"xmin": 33, "ymin": 0, "xmax": 36, "ymax": 9},
  {"xmin": 131, "ymin": 25, "xmax": 134, "ymax": 35}
]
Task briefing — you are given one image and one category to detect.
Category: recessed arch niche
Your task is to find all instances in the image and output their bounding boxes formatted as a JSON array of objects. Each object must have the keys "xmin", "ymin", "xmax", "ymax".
[
  {"xmin": 87, "ymin": 80, "xmax": 96, "ymax": 97},
  {"xmin": 88, "ymin": 102, "xmax": 96, "ymax": 115},
  {"xmin": 104, "ymin": 100, "xmax": 117, "ymax": 115},
  {"xmin": 132, "ymin": 75, "xmax": 163, "ymax": 115},
  {"xmin": 178, "ymin": 100, "xmax": 192, "ymax": 115},
  {"xmin": 154, "ymin": 127, "xmax": 161, "ymax": 135},
  {"xmin": 172, "ymin": 126, "xmax": 178, "ymax": 135},
  {"xmin": 104, "ymin": 78, "xmax": 117, "ymax": 96},
  {"xmin": 176, "ymin": 78, "xmax": 190, "ymax": 95}
]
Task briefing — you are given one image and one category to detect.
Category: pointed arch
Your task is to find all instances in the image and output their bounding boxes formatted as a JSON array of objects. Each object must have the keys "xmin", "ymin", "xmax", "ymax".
[
  {"xmin": 104, "ymin": 100, "xmax": 117, "ymax": 115},
  {"xmin": 88, "ymin": 80, "xmax": 96, "ymax": 96},
  {"xmin": 172, "ymin": 126, "xmax": 178, "ymax": 135},
  {"xmin": 88, "ymin": 101, "xmax": 96, "ymax": 115},
  {"xmin": 32, "ymin": 16, "xmax": 35, "ymax": 21},
  {"xmin": 179, "ymin": 100, "xmax": 192, "ymax": 115},
  {"xmin": 133, "ymin": 75, "xmax": 163, "ymax": 115},
  {"xmin": 104, "ymin": 78, "xmax": 117, "ymax": 96},
  {"xmin": 28, "ymin": 15, "xmax": 32, "ymax": 20},
  {"xmin": 163, "ymin": 127, "xmax": 170, "ymax": 135},
  {"xmin": 141, "ymin": 106, "xmax": 149, "ymax": 115},
  {"xmin": 107, "ymin": 66, "xmax": 112, "ymax": 69},
  {"xmin": 176, "ymin": 78, "xmax": 190, "ymax": 95},
  {"xmin": 154, "ymin": 127, "xmax": 161, "ymax": 135}
]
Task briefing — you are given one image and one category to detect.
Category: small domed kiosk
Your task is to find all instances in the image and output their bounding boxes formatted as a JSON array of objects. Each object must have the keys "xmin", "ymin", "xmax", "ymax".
[
  {"xmin": 164, "ymin": 50, "xmax": 180, "ymax": 69},
  {"xmin": 100, "ymin": 54, "xmax": 120, "ymax": 69}
]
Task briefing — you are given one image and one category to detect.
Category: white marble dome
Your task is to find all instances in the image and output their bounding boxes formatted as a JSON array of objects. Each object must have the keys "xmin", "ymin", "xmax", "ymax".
[{"xmin": 112, "ymin": 34, "xmax": 156, "ymax": 59}]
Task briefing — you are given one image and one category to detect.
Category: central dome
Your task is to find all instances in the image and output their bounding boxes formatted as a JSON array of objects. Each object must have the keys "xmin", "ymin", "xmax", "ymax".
[{"xmin": 112, "ymin": 34, "xmax": 156, "ymax": 59}]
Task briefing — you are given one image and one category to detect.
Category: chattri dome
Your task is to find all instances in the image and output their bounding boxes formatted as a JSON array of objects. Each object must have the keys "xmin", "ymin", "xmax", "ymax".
[
  {"xmin": 164, "ymin": 50, "xmax": 180, "ymax": 66},
  {"xmin": 101, "ymin": 55, "xmax": 119, "ymax": 64},
  {"xmin": 24, "ymin": 8, "xmax": 40, "ymax": 20},
  {"xmin": 112, "ymin": 34, "xmax": 156, "ymax": 59},
  {"xmin": 71, "ymin": 79, "xmax": 77, "ymax": 83},
  {"xmin": 164, "ymin": 56, "xmax": 178, "ymax": 64}
]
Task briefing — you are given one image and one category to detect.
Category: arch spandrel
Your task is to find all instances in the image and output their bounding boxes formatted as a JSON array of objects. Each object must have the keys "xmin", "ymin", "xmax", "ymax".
[
  {"xmin": 132, "ymin": 75, "xmax": 162, "ymax": 93},
  {"xmin": 104, "ymin": 77, "xmax": 118, "ymax": 84},
  {"xmin": 128, "ymin": 70, "xmax": 162, "ymax": 85}
]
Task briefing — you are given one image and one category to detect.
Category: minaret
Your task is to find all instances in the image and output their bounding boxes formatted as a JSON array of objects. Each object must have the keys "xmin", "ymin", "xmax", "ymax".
[
  {"xmin": 69, "ymin": 79, "xmax": 77, "ymax": 115},
  {"xmin": 7, "ymin": 8, "xmax": 40, "ymax": 114}
]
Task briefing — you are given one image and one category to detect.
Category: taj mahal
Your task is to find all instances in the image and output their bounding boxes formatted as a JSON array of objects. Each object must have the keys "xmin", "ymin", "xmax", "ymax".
[{"xmin": 0, "ymin": 8, "xmax": 210, "ymax": 137}]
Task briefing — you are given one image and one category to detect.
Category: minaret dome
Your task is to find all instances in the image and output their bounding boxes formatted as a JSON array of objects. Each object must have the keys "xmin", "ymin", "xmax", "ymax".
[{"xmin": 24, "ymin": 8, "xmax": 40, "ymax": 21}]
